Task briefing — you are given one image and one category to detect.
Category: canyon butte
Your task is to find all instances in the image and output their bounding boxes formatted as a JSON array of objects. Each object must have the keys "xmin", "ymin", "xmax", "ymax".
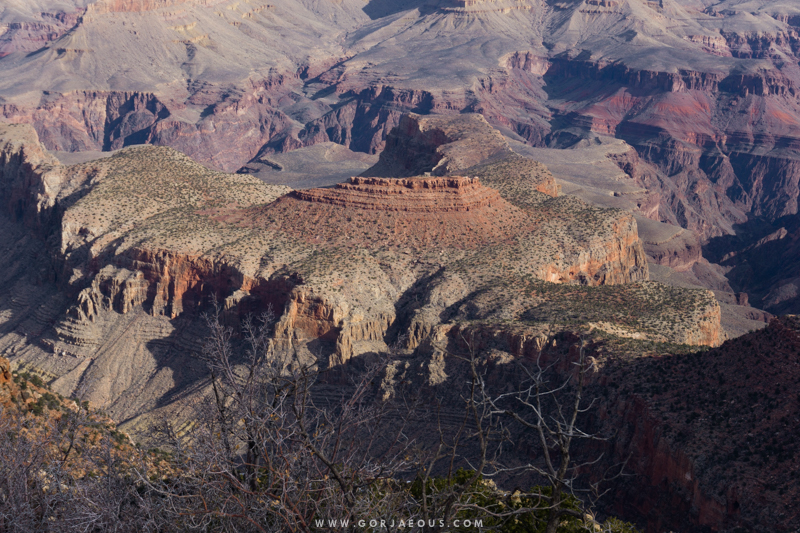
[{"xmin": 0, "ymin": 0, "xmax": 799, "ymax": 531}]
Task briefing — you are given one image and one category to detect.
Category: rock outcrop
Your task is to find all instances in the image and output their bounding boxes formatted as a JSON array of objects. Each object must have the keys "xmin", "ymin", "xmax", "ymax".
[
  {"xmin": 0, "ymin": 123, "xmax": 69, "ymax": 232},
  {"xmin": 642, "ymin": 227, "xmax": 703, "ymax": 272},
  {"xmin": 267, "ymin": 175, "xmax": 532, "ymax": 250},
  {"xmin": 293, "ymin": 176, "xmax": 501, "ymax": 212},
  {"xmin": 0, "ymin": 356, "xmax": 12, "ymax": 406},
  {"xmin": 364, "ymin": 113, "xmax": 512, "ymax": 178},
  {"xmin": 0, "ymin": 10, "xmax": 83, "ymax": 58},
  {"xmin": 363, "ymin": 113, "xmax": 561, "ymax": 198}
]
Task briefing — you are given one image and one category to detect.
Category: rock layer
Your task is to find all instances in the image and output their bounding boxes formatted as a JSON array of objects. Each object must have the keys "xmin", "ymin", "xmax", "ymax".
[
  {"xmin": 364, "ymin": 113, "xmax": 512, "ymax": 178},
  {"xmin": 293, "ymin": 176, "xmax": 502, "ymax": 213}
]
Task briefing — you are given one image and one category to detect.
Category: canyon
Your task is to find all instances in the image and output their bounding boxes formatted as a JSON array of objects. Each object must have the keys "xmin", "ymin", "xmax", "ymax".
[
  {"xmin": 0, "ymin": 0, "xmax": 798, "ymax": 530},
  {"xmin": 0, "ymin": 117, "xmax": 738, "ymax": 531},
  {"xmin": 0, "ymin": 0, "xmax": 799, "ymax": 313}
]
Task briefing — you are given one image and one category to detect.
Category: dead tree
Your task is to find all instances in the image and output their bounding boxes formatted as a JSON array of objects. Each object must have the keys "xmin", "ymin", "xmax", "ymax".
[
  {"xmin": 140, "ymin": 308, "xmax": 415, "ymax": 532},
  {"xmin": 0, "ymin": 395, "xmax": 152, "ymax": 532},
  {"xmin": 476, "ymin": 334, "xmax": 616, "ymax": 533},
  {"xmin": 406, "ymin": 330, "xmax": 630, "ymax": 533},
  {"xmin": 135, "ymin": 308, "xmax": 634, "ymax": 533}
]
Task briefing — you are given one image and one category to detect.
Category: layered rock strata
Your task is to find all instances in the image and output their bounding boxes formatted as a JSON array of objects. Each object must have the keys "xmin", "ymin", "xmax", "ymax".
[
  {"xmin": 293, "ymin": 176, "xmax": 501, "ymax": 212},
  {"xmin": 1, "ymin": 0, "xmax": 799, "ymax": 280},
  {"xmin": 271, "ymin": 175, "xmax": 530, "ymax": 250},
  {"xmin": 364, "ymin": 114, "xmax": 513, "ymax": 178}
]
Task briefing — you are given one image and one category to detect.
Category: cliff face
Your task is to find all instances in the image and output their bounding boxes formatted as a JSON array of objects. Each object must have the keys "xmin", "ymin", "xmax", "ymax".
[
  {"xmin": 364, "ymin": 113, "xmax": 511, "ymax": 178},
  {"xmin": 375, "ymin": 318, "xmax": 739, "ymax": 533},
  {"xmin": 2, "ymin": 83, "xmax": 298, "ymax": 173},
  {"xmin": 293, "ymin": 176, "xmax": 503, "ymax": 212},
  {"xmin": 533, "ymin": 206, "xmax": 648, "ymax": 286},
  {"xmin": 545, "ymin": 56, "xmax": 800, "ymax": 240},
  {"xmin": 395, "ymin": 316, "xmax": 781, "ymax": 533},
  {"xmin": 600, "ymin": 396, "xmax": 732, "ymax": 533},
  {"xmin": 594, "ymin": 316, "xmax": 800, "ymax": 532},
  {"xmin": 702, "ymin": 213, "xmax": 800, "ymax": 314},
  {"xmin": 70, "ymin": 251, "xmax": 297, "ymax": 322},
  {"xmin": 0, "ymin": 11, "xmax": 83, "ymax": 58},
  {"xmin": 0, "ymin": 123, "xmax": 70, "ymax": 232}
]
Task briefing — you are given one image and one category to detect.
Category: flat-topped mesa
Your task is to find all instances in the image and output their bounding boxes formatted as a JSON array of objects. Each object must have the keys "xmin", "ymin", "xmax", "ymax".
[
  {"xmin": 441, "ymin": 0, "xmax": 535, "ymax": 12},
  {"xmin": 261, "ymin": 174, "xmax": 533, "ymax": 249},
  {"xmin": 291, "ymin": 176, "xmax": 502, "ymax": 213},
  {"xmin": 450, "ymin": 0, "xmax": 499, "ymax": 6}
]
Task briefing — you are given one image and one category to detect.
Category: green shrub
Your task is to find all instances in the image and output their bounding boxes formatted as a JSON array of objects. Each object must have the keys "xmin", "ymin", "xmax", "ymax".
[{"xmin": 405, "ymin": 469, "xmax": 640, "ymax": 533}]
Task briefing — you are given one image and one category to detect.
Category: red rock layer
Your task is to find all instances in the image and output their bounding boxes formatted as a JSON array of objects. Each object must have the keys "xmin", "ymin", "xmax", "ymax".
[
  {"xmin": 86, "ymin": 0, "xmax": 195, "ymax": 14},
  {"xmin": 292, "ymin": 176, "xmax": 502, "ymax": 213},
  {"xmin": 256, "ymin": 175, "xmax": 534, "ymax": 250},
  {"xmin": 80, "ymin": 249, "xmax": 297, "ymax": 320}
]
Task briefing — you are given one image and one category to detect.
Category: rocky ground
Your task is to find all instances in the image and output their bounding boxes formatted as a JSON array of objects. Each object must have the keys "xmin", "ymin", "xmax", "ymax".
[{"xmin": 368, "ymin": 314, "xmax": 800, "ymax": 533}]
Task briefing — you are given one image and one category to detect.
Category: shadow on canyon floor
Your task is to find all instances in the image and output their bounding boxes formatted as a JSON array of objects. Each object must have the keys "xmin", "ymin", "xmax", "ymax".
[
  {"xmin": 362, "ymin": 0, "xmax": 437, "ymax": 20},
  {"xmin": 703, "ymin": 214, "xmax": 800, "ymax": 313}
]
